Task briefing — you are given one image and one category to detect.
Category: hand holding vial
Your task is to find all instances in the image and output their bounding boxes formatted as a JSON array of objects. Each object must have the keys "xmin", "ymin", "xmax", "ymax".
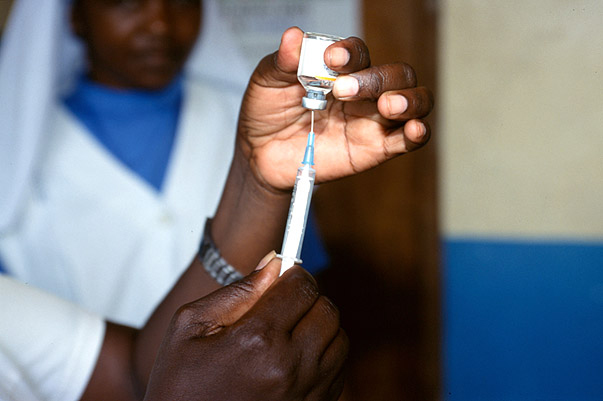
[
  {"xmin": 237, "ymin": 26, "xmax": 434, "ymax": 193},
  {"xmin": 212, "ymin": 26, "xmax": 434, "ymax": 273}
]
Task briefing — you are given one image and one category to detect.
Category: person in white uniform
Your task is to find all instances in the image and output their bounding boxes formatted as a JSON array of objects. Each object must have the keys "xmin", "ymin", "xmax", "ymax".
[
  {"xmin": 0, "ymin": 0, "xmax": 333, "ymax": 328},
  {"xmin": 0, "ymin": 0, "xmax": 249, "ymax": 327}
]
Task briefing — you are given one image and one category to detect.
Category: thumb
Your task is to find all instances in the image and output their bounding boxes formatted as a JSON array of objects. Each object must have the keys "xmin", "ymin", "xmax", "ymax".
[
  {"xmin": 275, "ymin": 26, "xmax": 303, "ymax": 74},
  {"xmin": 253, "ymin": 27, "xmax": 303, "ymax": 88},
  {"xmin": 182, "ymin": 251, "xmax": 280, "ymax": 337}
]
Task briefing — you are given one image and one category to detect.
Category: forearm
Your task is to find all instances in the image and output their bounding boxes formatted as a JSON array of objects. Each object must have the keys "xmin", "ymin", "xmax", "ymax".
[
  {"xmin": 80, "ymin": 323, "xmax": 141, "ymax": 401},
  {"xmin": 211, "ymin": 144, "xmax": 291, "ymax": 274}
]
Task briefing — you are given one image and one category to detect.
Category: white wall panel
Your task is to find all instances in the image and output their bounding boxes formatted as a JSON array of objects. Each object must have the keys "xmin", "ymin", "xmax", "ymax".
[{"xmin": 218, "ymin": 0, "xmax": 362, "ymax": 68}]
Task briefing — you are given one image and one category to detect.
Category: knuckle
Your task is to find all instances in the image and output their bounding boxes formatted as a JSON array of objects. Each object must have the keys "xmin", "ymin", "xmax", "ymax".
[
  {"xmin": 363, "ymin": 69, "xmax": 387, "ymax": 98},
  {"xmin": 234, "ymin": 323, "xmax": 275, "ymax": 353},
  {"xmin": 296, "ymin": 278, "xmax": 320, "ymax": 306},
  {"xmin": 172, "ymin": 303, "xmax": 199, "ymax": 329},
  {"xmin": 409, "ymin": 92, "xmax": 423, "ymax": 114},
  {"xmin": 351, "ymin": 37, "xmax": 371, "ymax": 67},
  {"xmin": 318, "ymin": 296, "xmax": 341, "ymax": 323},
  {"xmin": 261, "ymin": 360, "xmax": 297, "ymax": 387},
  {"xmin": 287, "ymin": 267, "xmax": 320, "ymax": 302},
  {"xmin": 424, "ymin": 87, "xmax": 435, "ymax": 108},
  {"xmin": 410, "ymin": 87, "xmax": 434, "ymax": 116},
  {"xmin": 171, "ymin": 301, "xmax": 226, "ymax": 337},
  {"xmin": 170, "ymin": 303, "xmax": 215, "ymax": 337},
  {"xmin": 208, "ymin": 279, "xmax": 258, "ymax": 313},
  {"xmin": 226, "ymin": 278, "xmax": 256, "ymax": 299},
  {"xmin": 300, "ymin": 278, "xmax": 320, "ymax": 302},
  {"xmin": 404, "ymin": 63, "xmax": 418, "ymax": 87},
  {"xmin": 233, "ymin": 327, "xmax": 297, "ymax": 385}
]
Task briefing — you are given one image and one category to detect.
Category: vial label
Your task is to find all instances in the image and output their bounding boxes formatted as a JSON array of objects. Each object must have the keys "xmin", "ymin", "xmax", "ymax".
[
  {"xmin": 298, "ymin": 37, "xmax": 338, "ymax": 82},
  {"xmin": 297, "ymin": 32, "xmax": 344, "ymax": 109}
]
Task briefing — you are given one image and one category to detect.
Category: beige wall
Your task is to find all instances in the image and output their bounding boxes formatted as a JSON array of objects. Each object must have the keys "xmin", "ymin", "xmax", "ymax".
[{"xmin": 440, "ymin": 0, "xmax": 603, "ymax": 240}]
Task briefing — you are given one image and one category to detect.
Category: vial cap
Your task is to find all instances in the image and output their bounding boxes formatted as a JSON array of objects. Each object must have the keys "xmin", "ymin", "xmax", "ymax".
[{"xmin": 302, "ymin": 96, "xmax": 327, "ymax": 110}]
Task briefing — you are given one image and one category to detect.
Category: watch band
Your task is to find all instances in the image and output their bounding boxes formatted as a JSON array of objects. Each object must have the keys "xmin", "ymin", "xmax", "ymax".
[{"xmin": 198, "ymin": 218, "xmax": 244, "ymax": 286}]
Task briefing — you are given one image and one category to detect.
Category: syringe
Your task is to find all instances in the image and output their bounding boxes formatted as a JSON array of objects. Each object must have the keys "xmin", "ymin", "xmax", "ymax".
[{"xmin": 278, "ymin": 112, "xmax": 316, "ymax": 275}]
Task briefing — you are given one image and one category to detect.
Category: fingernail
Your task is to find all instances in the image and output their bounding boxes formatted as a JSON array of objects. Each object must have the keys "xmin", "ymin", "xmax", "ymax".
[
  {"xmin": 327, "ymin": 47, "xmax": 350, "ymax": 68},
  {"xmin": 387, "ymin": 95, "xmax": 408, "ymax": 116},
  {"xmin": 255, "ymin": 250, "xmax": 277, "ymax": 271},
  {"xmin": 416, "ymin": 121, "xmax": 427, "ymax": 139},
  {"xmin": 334, "ymin": 76, "xmax": 359, "ymax": 98}
]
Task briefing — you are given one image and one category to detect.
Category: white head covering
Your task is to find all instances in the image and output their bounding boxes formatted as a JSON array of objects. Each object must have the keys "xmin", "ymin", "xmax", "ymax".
[{"xmin": 0, "ymin": 0, "xmax": 252, "ymax": 232}]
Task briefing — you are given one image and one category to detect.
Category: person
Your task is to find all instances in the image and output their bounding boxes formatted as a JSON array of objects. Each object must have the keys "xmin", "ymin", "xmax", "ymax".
[
  {"xmin": 0, "ymin": 0, "xmax": 433, "ymax": 398},
  {"xmin": 0, "ymin": 0, "xmax": 330, "ymax": 329},
  {"xmin": 1, "ymin": 252, "xmax": 349, "ymax": 400}
]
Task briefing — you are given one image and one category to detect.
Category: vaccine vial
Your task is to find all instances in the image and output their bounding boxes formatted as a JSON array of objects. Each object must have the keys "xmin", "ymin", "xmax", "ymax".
[{"xmin": 297, "ymin": 32, "xmax": 344, "ymax": 110}]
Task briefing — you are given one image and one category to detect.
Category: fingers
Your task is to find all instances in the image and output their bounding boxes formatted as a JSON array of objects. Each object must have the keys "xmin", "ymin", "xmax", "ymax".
[
  {"xmin": 236, "ymin": 265, "xmax": 320, "ymax": 332},
  {"xmin": 383, "ymin": 119, "xmax": 431, "ymax": 155},
  {"xmin": 325, "ymin": 36, "xmax": 371, "ymax": 73},
  {"xmin": 269, "ymin": 29, "xmax": 371, "ymax": 80},
  {"xmin": 303, "ymin": 329, "xmax": 349, "ymax": 401},
  {"xmin": 171, "ymin": 252, "xmax": 280, "ymax": 337},
  {"xmin": 308, "ymin": 331, "xmax": 349, "ymax": 401},
  {"xmin": 275, "ymin": 27, "xmax": 304, "ymax": 73},
  {"xmin": 333, "ymin": 63, "xmax": 418, "ymax": 101},
  {"xmin": 289, "ymin": 295, "xmax": 348, "ymax": 399},
  {"xmin": 255, "ymin": 27, "xmax": 430, "ymax": 117},
  {"xmin": 378, "ymin": 86, "xmax": 434, "ymax": 120},
  {"xmin": 270, "ymin": 29, "xmax": 371, "ymax": 78},
  {"xmin": 252, "ymin": 27, "xmax": 303, "ymax": 88},
  {"xmin": 320, "ymin": 329, "xmax": 349, "ymax": 374},
  {"xmin": 292, "ymin": 295, "xmax": 341, "ymax": 361}
]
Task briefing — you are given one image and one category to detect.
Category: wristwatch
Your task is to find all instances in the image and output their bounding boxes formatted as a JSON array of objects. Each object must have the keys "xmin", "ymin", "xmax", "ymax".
[{"xmin": 198, "ymin": 218, "xmax": 244, "ymax": 286}]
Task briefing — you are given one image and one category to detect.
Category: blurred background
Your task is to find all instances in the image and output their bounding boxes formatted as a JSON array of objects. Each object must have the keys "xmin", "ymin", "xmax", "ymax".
[
  {"xmin": 1, "ymin": 0, "xmax": 601, "ymax": 400},
  {"xmin": 440, "ymin": 1, "xmax": 602, "ymax": 400}
]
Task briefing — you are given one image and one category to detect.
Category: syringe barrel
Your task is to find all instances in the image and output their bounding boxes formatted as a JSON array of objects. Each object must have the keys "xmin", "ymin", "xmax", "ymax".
[{"xmin": 280, "ymin": 163, "xmax": 316, "ymax": 262}]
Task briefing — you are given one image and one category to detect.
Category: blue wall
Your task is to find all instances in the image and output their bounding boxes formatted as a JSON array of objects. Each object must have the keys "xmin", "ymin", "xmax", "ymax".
[{"xmin": 443, "ymin": 239, "xmax": 603, "ymax": 401}]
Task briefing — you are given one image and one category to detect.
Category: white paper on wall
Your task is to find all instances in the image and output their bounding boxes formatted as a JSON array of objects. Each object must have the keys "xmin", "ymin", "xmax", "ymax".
[{"xmin": 216, "ymin": 0, "xmax": 362, "ymax": 68}]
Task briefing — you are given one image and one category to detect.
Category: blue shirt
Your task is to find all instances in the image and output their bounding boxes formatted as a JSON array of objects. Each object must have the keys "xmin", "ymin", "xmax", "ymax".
[{"xmin": 64, "ymin": 76, "xmax": 182, "ymax": 191}]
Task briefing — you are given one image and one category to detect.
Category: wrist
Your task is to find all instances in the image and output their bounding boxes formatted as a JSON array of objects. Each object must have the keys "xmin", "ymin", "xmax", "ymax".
[
  {"xmin": 210, "ymin": 146, "xmax": 291, "ymax": 273},
  {"xmin": 199, "ymin": 218, "xmax": 244, "ymax": 286}
]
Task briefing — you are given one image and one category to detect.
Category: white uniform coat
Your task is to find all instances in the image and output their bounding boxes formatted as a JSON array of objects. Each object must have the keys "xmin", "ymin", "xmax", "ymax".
[
  {"xmin": 0, "ymin": 275, "xmax": 104, "ymax": 401},
  {"xmin": 0, "ymin": 79, "xmax": 239, "ymax": 327}
]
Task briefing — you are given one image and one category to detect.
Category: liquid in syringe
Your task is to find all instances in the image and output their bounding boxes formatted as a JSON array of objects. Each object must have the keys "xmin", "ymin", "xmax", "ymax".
[{"xmin": 278, "ymin": 114, "xmax": 316, "ymax": 274}]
